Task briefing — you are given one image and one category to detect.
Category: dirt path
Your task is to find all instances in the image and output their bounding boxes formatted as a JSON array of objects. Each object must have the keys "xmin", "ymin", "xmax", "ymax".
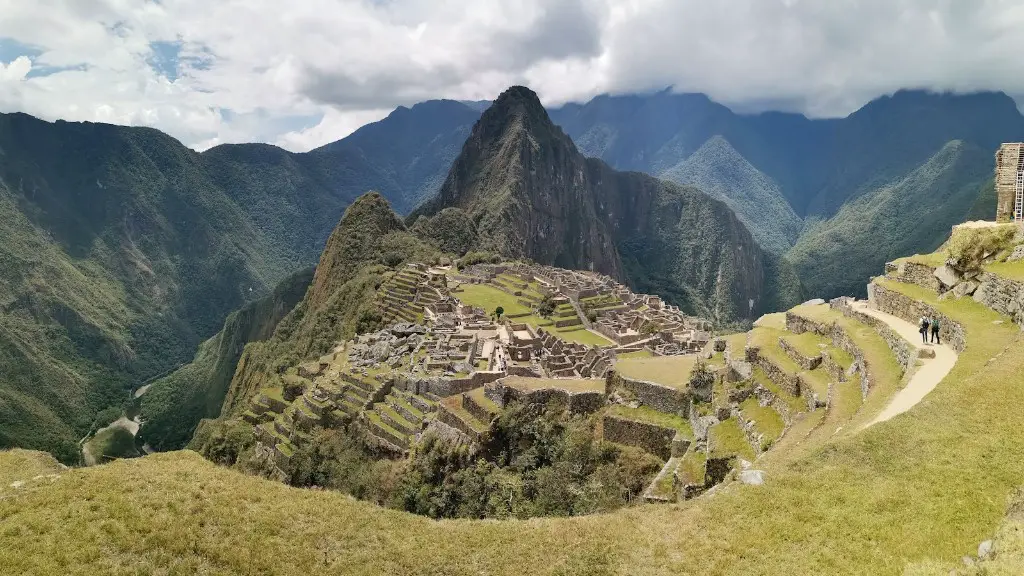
[{"xmin": 851, "ymin": 301, "xmax": 958, "ymax": 429}]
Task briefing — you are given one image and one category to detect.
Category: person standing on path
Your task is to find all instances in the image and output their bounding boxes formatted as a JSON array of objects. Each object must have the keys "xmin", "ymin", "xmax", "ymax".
[
  {"xmin": 931, "ymin": 316, "xmax": 941, "ymax": 344},
  {"xmin": 919, "ymin": 316, "xmax": 930, "ymax": 344}
]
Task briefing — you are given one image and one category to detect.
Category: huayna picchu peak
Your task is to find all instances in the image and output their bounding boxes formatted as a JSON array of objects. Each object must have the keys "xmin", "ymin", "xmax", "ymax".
[{"xmin": 413, "ymin": 86, "xmax": 799, "ymax": 322}]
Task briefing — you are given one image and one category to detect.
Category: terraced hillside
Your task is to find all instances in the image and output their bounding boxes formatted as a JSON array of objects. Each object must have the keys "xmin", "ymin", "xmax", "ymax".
[{"xmin": 5, "ymin": 224, "xmax": 1024, "ymax": 574}]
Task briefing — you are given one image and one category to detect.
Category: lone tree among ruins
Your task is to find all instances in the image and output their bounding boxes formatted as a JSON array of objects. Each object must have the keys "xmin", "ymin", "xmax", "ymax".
[{"xmin": 495, "ymin": 306, "xmax": 504, "ymax": 320}]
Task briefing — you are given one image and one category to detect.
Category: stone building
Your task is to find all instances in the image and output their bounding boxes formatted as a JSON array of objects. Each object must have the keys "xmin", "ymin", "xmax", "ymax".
[{"xmin": 995, "ymin": 143, "xmax": 1024, "ymax": 223}]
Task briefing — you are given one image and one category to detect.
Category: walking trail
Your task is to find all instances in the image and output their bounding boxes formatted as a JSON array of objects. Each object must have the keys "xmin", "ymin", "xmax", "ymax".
[{"xmin": 850, "ymin": 301, "xmax": 959, "ymax": 429}]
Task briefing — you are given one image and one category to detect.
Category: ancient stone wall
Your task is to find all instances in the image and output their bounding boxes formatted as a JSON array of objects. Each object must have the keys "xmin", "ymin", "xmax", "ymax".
[
  {"xmin": 831, "ymin": 298, "xmax": 916, "ymax": 371},
  {"xmin": 819, "ymin": 350, "xmax": 847, "ymax": 383},
  {"xmin": 885, "ymin": 261, "xmax": 941, "ymax": 291},
  {"xmin": 436, "ymin": 405, "xmax": 484, "ymax": 443},
  {"xmin": 610, "ymin": 373, "xmax": 690, "ymax": 415},
  {"xmin": 778, "ymin": 337, "xmax": 822, "ymax": 370},
  {"xmin": 868, "ymin": 283, "xmax": 967, "ymax": 353},
  {"xmin": 785, "ymin": 312, "xmax": 828, "ymax": 336},
  {"xmin": 602, "ymin": 415, "xmax": 678, "ymax": 460},
  {"xmin": 752, "ymin": 352, "xmax": 801, "ymax": 397},
  {"xmin": 973, "ymin": 272, "xmax": 1024, "ymax": 329}
]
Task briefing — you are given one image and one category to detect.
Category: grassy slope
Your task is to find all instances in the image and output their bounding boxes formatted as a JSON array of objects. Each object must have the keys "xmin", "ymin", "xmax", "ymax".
[{"xmin": 2, "ymin": 276, "xmax": 1023, "ymax": 574}]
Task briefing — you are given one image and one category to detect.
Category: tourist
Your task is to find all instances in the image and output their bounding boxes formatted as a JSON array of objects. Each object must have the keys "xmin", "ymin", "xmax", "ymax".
[
  {"xmin": 931, "ymin": 316, "xmax": 941, "ymax": 344},
  {"xmin": 919, "ymin": 316, "xmax": 929, "ymax": 344}
]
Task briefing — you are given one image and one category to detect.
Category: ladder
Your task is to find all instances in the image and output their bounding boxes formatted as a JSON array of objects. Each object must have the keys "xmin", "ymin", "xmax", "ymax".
[{"xmin": 1016, "ymin": 144, "xmax": 1024, "ymax": 222}]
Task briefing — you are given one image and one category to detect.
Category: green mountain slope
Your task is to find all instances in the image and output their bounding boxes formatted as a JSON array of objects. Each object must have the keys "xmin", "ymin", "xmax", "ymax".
[
  {"xmin": 661, "ymin": 135, "xmax": 803, "ymax": 254},
  {"xmin": 139, "ymin": 268, "xmax": 314, "ymax": 451},
  {"xmin": 788, "ymin": 140, "xmax": 991, "ymax": 298}
]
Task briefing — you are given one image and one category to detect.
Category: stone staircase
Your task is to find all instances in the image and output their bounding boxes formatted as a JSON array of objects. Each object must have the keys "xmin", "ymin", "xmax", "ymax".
[{"xmin": 363, "ymin": 389, "xmax": 439, "ymax": 454}]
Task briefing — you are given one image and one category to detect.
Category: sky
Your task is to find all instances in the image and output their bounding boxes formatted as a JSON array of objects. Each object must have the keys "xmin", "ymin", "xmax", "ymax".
[{"xmin": 3, "ymin": 0, "xmax": 1024, "ymax": 152}]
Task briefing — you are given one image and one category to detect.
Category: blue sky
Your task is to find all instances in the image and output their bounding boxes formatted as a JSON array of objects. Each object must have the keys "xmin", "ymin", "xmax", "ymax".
[{"xmin": 2, "ymin": 0, "xmax": 1024, "ymax": 152}]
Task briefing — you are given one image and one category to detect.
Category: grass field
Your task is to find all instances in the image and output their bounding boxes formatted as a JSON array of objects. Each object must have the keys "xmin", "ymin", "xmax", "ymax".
[
  {"xmin": 3, "ymin": 277, "xmax": 1024, "ymax": 575},
  {"xmin": 616, "ymin": 349, "xmax": 653, "ymax": 359},
  {"xmin": 454, "ymin": 283, "xmax": 532, "ymax": 316},
  {"xmin": 551, "ymin": 327, "xmax": 611, "ymax": 347},
  {"xmin": 614, "ymin": 355, "xmax": 698, "ymax": 389}
]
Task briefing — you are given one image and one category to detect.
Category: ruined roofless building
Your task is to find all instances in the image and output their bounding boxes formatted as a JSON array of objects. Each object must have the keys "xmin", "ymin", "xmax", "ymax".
[{"xmin": 995, "ymin": 143, "xmax": 1024, "ymax": 223}]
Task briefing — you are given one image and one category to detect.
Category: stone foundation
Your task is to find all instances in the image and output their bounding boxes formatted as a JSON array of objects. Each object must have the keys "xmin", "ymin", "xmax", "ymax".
[
  {"xmin": 602, "ymin": 415, "xmax": 682, "ymax": 460},
  {"xmin": 609, "ymin": 372, "xmax": 690, "ymax": 415}
]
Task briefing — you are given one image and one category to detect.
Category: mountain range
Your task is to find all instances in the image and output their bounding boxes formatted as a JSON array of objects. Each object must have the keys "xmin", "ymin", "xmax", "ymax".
[{"xmin": 0, "ymin": 85, "xmax": 1018, "ymax": 460}]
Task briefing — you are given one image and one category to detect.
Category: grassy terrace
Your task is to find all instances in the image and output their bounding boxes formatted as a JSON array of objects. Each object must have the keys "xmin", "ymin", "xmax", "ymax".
[
  {"xmin": 614, "ymin": 355, "xmax": 697, "ymax": 389},
  {"xmin": 5, "ymin": 279, "xmax": 1024, "ymax": 575},
  {"xmin": 606, "ymin": 405, "xmax": 693, "ymax": 438},
  {"xmin": 781, "ymin": 330, "xmax": 829, "ymax": 358},
  {"xmin": 739, "ymin": 398, "xmax": 784, "ymax": 449},
  {"xmin": 984, "ymin": 259, "xmax": 1024, "ymax": 282},
  {"xmin": 708, "ymin": 418, "xmax": 755, "ymax": 461},
  {"xmin": 550, "ymin": 327, "xmax": 611, "ymax": 347},
  {"xmin": 677, "ymin": 450, "xmax": 707, "ymax": 486}
]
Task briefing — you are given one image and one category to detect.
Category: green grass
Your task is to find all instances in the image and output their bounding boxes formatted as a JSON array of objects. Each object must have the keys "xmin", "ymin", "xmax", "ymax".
[
  {"xmin": 799, "ymin": 367, "xmax": 831, "ymax": 400},
  {"xmin": 781, "ymin": 331, "xmax": 828, "ymax": 358},
  {"xmin": 708, "ymin": 418, "xmax": 755, "ymax": 461},
  {"xmin": 503, "ymin": 376, "xmax": 605, "ymax": 393},
  {"xmin": 551, "ymin": 327, "xmax": 611, "ymax": 347},
  {"xmin": 455, "ymin": 283, "xmax": 532, "ymax": 316},
  {"xmin": 751, "ymin": 366, "xmax": 806, "ymax": 414},
  {"xmin": 739, "ymin": 398, "xmax": 785, "ymax": 449},
  {"xmin": 894, "ymin": 252, "xmax": 947, "ymax": 268},
  {"xmin": 749, "ymin": 327, "xmax": 803, "ymax": 375},
  {"xmin": 606, "ymin": 405, "xmax": 692, "ymax": 438},
  {"xmin": 614, "ymin": 356, "xmax": 697, "ymax": 389},
  {"xmin": 677, "ymin": 449, "xmax": 707, "ymax": 486},
  {"xmin": 985, "ymin": 259, "xmax": 1024, "ymax": 282}
]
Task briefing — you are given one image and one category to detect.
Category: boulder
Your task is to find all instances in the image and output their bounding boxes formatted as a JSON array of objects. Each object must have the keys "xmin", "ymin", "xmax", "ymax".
[
  {"xmin": 978, "ymin": 539, "xmax": 994, "ymax": 560},
  {"xmin": 738, "ymin": 470, "xmax": 765, "ymax": 486},
  {"xmin": 953, "ymin": 280, "xmax": 979, "ymax": 298},
  {"xmin": 933, "ymin": 265, "xmax": 962, "ymax": 289},
  {"xmin": 801, "ymin": 298, "xmax": 826, "ymax": 306},
  {"xmin": 1008, "ymin": 244, "xmax": 1024, "ymax": 263},
  {"xmin": 918, "ymin": 348, "xmax": 936, "ymax": 359}
]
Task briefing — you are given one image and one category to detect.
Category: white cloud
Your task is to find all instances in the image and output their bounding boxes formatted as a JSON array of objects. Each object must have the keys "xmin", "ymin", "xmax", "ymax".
[{"xmin": 3, "ymin": 0, "xmax": 1024, "ymax": 150}]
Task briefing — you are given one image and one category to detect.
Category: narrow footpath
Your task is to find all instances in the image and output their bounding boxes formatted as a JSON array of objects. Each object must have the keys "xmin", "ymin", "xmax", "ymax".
[{"xmin": 850, "ymin": 301, "xmax": 958, "ymax": 429}]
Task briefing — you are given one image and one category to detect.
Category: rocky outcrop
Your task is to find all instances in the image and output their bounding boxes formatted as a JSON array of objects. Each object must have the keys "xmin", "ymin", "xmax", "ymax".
[{"xmin": 972, "ymin": 272, "xmax": 1024, "ymax": 329}]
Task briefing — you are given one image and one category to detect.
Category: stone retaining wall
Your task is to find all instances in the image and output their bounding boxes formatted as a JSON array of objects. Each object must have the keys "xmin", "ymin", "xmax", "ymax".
[
  {"xmin": 436, "ymin": 405, "xmax": 484, "ymax": 443},
  {"xmin": 602, "ymin": 415, "xmax": 680, "ymax": 460},
  {"xmin": 973, "ymin": 271, "xmax": 1024, "ymax": 329},
  {"xmin": 868, "ymin": 283, "xmax": 967, "ymax": 353},
  {"xmin": 885, "ymin": 260, "xmax": 941, "ymax": 291},
  {"xmin": 752, "ymin": 352, "xmax": 802, "ymax": 397},
  {"xmin": 785, "ymin": 311, "xmax": 877, "ymax": 399},
  {"xmin": 830, "ymin": 298, "xmax": 916, "ymax": 371},
  {"xmin": 778, "ymin": 337, "xmax": 822, "ymax": 370},
  {"xmin": 820, "ymin": 350, "xmax": 847, "ymax": 383},
  {"xmin": 462, "ymin": 393, "xmax": 496, "ymax": 424},
  {"xmin": 610, "ymin": 372, "xmax": 690, "ymax": 415},
  {"xmin": 486, "ymin": 380, "xmax": 607, "ymax": 414}
]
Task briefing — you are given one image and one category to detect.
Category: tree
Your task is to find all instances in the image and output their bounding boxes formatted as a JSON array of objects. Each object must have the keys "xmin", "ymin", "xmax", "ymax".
[
  {"xmin": 537, "ymin": 295, "xmax": 555, "ymax": 318},
  {"xmin": 495, "ymin": 306, "xmax": 504, "ymax": 320}
]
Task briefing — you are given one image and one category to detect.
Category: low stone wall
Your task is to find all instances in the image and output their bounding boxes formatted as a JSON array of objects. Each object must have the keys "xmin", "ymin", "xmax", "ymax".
[
  {"xmin": 778, "ymin": 337, "xmax": 822, "ymax": 370},
  {"xmin": 820, "ymin": 350, "xmax": 848, "ymax": 382},
  {"xmin": 393, "ymin": 371, "xmax": 504, "ymax": 398},
  {"xmin": 784, "ymin": 311, "xmax": 877, "ymax": 399},
  {"xmin": 868, "ymin": 283, "xmax": 967, "ymax": 353},
  {"xmin": 752, "ymin": 352, "xmax": 801, "ymax": 397},
  {"xmin": 973, "ymin": 271, "xmax": 1024, "ymax": 329},
  {"xmin": 785, "ymin": 312, "xmax": 828, "ymax": 336},
  {"xmin": 436, "ymin": 405, "xmax": 484, "ymax": 443},
  {"xmin": 885, "ymin": 260, "xmax": 941, "ymax": 291},
  {"xmin": 602, "ymin": 415, "xmax": 679, "ymax": 460},
  {"xmin": 610, "ymin": 372, "xmax": 690, "ymax": 416},
  {"xmin": 462, "ymin": 394, "xmax": 497, "ymax": 424},
  {"xmin": 830, "ymin": 297, "xmax": 916, "ymax": 371},
  {"xmin": 486, "ymin": 380, "xmax": 606, "ymax": 414}
]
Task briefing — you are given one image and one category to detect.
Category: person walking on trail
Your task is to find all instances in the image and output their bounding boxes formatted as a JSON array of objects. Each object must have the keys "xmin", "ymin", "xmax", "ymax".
[
  {"xmin": 931, "ymin": 316, "xmax": 941, "ymax": 345},
  {"xmin": 919, "ymin": 316, "xmax": 930, "ymax": 344}
]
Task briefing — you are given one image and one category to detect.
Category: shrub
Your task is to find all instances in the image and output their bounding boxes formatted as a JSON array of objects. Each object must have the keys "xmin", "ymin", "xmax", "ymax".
[{"xmin": 946, "ymin": 225, "xmax": 1017, "ymax": 272}]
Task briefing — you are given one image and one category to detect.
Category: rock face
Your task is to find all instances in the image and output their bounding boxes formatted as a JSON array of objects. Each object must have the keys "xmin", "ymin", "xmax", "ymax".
[{"xmin": 413, "ymin": 86, "xmax": 784, "ymax": 321}]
